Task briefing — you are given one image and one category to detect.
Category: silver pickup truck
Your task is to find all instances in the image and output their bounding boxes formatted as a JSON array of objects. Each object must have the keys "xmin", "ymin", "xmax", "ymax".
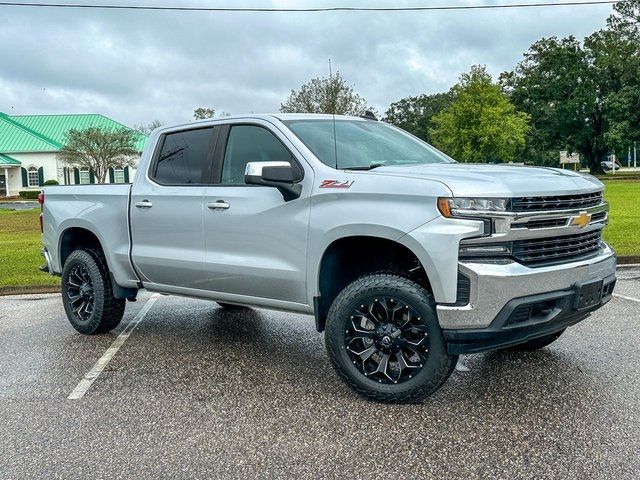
[{"xmin": 41, "ymin": 114, "xmax": 616, "ymax": 402}]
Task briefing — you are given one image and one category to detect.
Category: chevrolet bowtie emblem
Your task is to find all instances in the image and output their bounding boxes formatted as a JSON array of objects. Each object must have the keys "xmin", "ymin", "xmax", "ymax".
[{"xmin": 570, "ymin": 211, "xmax": 592, "ymax": 228}]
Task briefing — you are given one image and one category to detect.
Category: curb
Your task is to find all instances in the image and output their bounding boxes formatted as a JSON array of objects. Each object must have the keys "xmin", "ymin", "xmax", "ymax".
[
  {"xmin": 618, "ymin": 255, "xmax": 640, "ymax": 265},
  {"xmin": 0, "ymin": 285, "xmax": 60, "ymax": 296}
]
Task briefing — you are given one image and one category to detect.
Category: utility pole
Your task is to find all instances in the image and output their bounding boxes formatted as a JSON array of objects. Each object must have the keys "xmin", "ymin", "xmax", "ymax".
[{"xmin": 635, "ymin": 141, "xmax": 637, "ymax": 169}]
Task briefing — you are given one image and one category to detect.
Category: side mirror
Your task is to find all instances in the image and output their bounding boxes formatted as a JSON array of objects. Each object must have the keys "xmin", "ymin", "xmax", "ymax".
[{"xmin": 244, "ymin": 161, "xmax": 302, "ymax": 201}]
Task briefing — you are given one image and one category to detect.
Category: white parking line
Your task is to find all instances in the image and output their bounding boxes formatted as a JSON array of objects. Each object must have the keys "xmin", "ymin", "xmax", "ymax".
[
  {"xmin": 67, "ymin": 293, "xmax": 160, "ymax": 400},
  {"xmin": 613, "ymin": 293, "xmax": 640, "ymax": 304}
]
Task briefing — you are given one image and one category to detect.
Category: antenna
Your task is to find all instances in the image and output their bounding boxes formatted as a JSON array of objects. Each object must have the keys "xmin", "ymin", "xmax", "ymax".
[{"xmin": 329, "ymin": 58, "xmax": 338, "ymax": 170}]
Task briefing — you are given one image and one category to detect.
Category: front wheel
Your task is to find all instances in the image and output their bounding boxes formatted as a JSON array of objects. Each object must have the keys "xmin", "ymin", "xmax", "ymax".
[
  {"xmin": 61, "ymin": 249, "xmax": 126, "ymax": 334},
  {"xmin": 325, "ymin": 273, "xmax": 457, "ymax": 403}
]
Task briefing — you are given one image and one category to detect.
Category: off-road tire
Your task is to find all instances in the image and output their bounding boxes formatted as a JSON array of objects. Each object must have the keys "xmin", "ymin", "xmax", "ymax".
[
  {"xmin": 325, "ymin": 273, "xmax": 458, "ymax": 403},
  {"xmin": 216, "ymin": 302, "xmax": 250, "ymax": 310},
  {"xmin": 508, "ymin": 329, "xmax": 565, "ymax": 351},
  {"xmin": 61, "ymin": 249, "xmax": 126, "ymax": 334}
]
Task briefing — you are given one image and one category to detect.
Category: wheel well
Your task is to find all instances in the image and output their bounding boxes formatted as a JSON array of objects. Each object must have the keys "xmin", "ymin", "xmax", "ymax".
[
  {"xmin": 59, "ymin": 227, "xmax": 137, "ymax": 300},
  {"xmin": 59, "ymin": 228, "xmax": 103, "ymax": 267},
  {"xmin": 315, "ymin": 236, "xmax": 431, "ymax": 332}
]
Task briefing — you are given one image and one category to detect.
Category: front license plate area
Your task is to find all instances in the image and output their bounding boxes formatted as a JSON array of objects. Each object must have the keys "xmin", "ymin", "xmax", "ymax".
[{"xmin": 573, "ymin": 279, "xmax": 604, "ymax": 311}]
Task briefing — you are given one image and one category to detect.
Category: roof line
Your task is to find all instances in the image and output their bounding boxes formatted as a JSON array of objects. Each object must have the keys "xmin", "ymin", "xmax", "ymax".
[
  {"xmin": 10, "ymin": 113, "xmax": 105, "ymax": 117},
  {"xmin": 0, "ymin": 153, "xmax": 22, "ymax": 165},
  {"xmin": 9, "ymin": 112, "xmax": 148, "ymax": 139},
  {"xmin": 0, "ymin": 112, "xmax": 62, "ymax": 149}
]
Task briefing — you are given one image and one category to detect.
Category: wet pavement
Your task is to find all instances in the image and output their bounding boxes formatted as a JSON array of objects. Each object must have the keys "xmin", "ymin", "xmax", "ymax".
[{"xmin": 1, "ymin": 268, "xmax": 639, "ymax": 479}]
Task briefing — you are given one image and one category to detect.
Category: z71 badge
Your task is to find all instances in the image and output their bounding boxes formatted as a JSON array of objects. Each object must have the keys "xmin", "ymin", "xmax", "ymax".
[{"xmin": 319, "ymin": 179, "xmax": 354, "ymax": 189}]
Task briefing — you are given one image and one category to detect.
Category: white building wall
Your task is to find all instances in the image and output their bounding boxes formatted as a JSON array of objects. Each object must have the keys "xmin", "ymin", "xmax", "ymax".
[
  {"xmin": 5, "ymin": 152, "xmax": 60, "ymax": 195},
  {"xmin": 3, "ymin": 152, "xmax": 139, "ymax": 196}
]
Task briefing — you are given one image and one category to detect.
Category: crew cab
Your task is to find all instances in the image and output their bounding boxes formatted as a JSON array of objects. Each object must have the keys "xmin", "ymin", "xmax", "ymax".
[{"xmin": 41, "ymin": 114, "xmax": 616, "ymax": 402}]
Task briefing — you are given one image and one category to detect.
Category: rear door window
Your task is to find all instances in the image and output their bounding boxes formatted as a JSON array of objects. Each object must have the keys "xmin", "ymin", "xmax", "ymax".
[{"xmin": 153, "ymin": 127, "xmax": 216, "ymax": 184}]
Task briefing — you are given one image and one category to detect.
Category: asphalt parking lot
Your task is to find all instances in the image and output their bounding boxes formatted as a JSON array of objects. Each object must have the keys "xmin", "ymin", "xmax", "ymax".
[{"xmin": 1, "ymin": 268, "xmax": 639, "ymax": 479}]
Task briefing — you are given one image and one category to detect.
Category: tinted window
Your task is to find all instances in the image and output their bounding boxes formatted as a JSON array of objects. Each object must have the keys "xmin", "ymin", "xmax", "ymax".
[
  {"xmin": 221, "ymin": 125, "xmax": 292, "ymax": 184},
  {"xmin": 154, "ymin": 128, "xmax": 214, "ymax": 184}
]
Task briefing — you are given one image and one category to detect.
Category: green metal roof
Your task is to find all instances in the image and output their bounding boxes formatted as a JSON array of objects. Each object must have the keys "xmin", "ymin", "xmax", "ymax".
[
  {"xmin": 0, "ymin": 113, "xmax": 61, "ymax": 153},
  {"xmin": 0, "ymin": 112, "xmax": 147, "ymax": 153},
  {"xmin": 0, "ymin": 153, "xmax": 21, "ymax": 165}
]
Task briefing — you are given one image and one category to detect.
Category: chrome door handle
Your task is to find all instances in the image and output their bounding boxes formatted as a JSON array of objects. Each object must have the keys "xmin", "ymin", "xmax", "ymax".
[
  {"xmin": 135, "ymin": 201, "xmax": 153, "ymax": 208},
  {"xmin": 207, "ymin": 201, "xmax": 230, "ymax": 210}
]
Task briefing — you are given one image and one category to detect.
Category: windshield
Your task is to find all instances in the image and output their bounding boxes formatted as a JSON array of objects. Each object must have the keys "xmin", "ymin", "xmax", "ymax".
[{"xmin": 283, "ymin": 119, "xmax": 455, "ymax": 169}]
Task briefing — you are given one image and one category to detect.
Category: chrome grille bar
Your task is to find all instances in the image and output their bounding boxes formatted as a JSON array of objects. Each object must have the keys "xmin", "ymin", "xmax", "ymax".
[{"xmin": 510, "ymin": 191, "xmax": 603, "ymax": 212}]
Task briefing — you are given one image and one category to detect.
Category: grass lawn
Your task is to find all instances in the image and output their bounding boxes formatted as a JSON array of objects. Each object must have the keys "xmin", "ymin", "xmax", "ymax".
[
  {"xmin": 0, "ymin": 179, "xmax": 638, "ymax": 289},
  {"xmin": 0, "ymin": 209, "xmax": 59, "ymax": 289},
  {"xmin": 602, "ymin": 178, "xmax": 640, "ymax": 256}
]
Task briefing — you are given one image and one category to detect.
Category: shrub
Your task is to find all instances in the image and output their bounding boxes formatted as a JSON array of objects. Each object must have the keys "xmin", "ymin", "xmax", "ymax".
[
  {"xmin": 18, "ymin": 190, "xmax": 40, "ymax": 199},
  {"xmin": 43, "ymin": 179, "xmax": 59, "ymax": 185}
]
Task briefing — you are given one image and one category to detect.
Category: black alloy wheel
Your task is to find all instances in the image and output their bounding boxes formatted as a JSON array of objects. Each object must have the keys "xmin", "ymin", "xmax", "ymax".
[
  {"xmin": 345, "ymin": 297, "xmax": 429, "ymax": 384},
  {"xmin": 325, "ymin": 273, "xmax": 457, "ymax": 403},
  {"xmin": 61, "ymin": 249, "xmax": 126, "ymax": 334},
  {"xmin": 66, "ymin": 264, "xmax": 95, "ymax": 321}
]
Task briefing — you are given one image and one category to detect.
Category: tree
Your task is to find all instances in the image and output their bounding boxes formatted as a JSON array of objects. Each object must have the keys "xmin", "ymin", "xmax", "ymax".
[
  {"xmin": 135, "ymin": 120, "xmax": 163, "ymax": 135},
  {"xmin": 608, "ymin": 0, "xmax": 640, "ymax": 36},
  {"xmin": 383, "ymin": 92, "xmax": 453, "ymax": 143},
  {"xmin": 500, "ymin": 37, "xmax": 595, "ymax": 168},
  {"xmin": 280, "ymin": 71, "xmax": 372, "ymax": 116},
  {"xmin": 501, "ymin": 28, "xmax": 639, "ymax": 173},
  {"xmin": 430, "ymin": 65, "xmax": 530, "ymax": 163},
  {"xmin": 57, "ymin": 127, "xmax": 138, "ymax": 184},
  {"xmin": 193, "ymin": 107, "xmax": 215, "ymax": 120}
]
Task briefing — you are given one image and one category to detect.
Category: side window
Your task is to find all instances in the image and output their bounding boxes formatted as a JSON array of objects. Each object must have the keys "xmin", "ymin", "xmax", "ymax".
[
  {"xmin": 79, "ymin": 168, "xmax": 91, "ymax": 185},
  {"xmin": 221, "ymin": 125, "xmax": 292, "ymax": 185},
  {"xmin": 113, "ymin": 168, "xmax": 125, "ymax": 184},
  {"xmin": 153, "ymin": 127, "xmax": 214, "ymax": 184},
  {"xmin": 27, "ymin": 166, "xmax": 39, "ymax": 187}
]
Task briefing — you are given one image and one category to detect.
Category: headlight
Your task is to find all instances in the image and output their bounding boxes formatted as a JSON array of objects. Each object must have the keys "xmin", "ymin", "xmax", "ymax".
[{"xmin": 437, "ymin": 197, "xmax": 508, "ymax": 218}]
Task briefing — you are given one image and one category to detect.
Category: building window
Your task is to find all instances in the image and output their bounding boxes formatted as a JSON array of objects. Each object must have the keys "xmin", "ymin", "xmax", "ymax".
[
  {"xmin": 79, "ymin": 169, "xmax": 91, "ymax": 184},
  {"xmin": 114, "ymin": 168, "xmax": 125, "ymax": 183},
  {"xmin": 27, "ymin": 166, "xmax": 39, "ymax": 187}
]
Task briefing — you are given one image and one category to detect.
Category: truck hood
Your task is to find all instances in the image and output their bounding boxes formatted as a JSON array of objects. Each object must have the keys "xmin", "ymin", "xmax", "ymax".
[{"xmin": 367, "ymin": 163, "xmax": 603, "ymax": 197}]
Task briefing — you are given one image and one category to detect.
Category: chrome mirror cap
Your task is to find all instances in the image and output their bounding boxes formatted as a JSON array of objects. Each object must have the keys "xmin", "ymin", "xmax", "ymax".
[{"xmin": 245, "ymin": 161, "xmax": 291, "ymax": 177}]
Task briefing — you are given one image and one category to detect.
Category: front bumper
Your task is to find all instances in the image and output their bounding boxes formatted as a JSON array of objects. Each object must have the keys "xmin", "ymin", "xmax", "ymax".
[{"xmin": 437, "ymin": 245, "xmax": 617, "ymax": 353}]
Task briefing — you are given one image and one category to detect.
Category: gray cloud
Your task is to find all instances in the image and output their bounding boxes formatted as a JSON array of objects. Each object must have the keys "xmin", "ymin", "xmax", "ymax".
[{"xmin": 0, "ymin": 1, "xmax": 610, "ymax": 127}]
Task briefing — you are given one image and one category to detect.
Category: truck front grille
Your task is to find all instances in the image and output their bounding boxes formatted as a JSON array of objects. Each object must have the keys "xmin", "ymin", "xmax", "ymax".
[
  {"xmin": 511, "ymin": 192, "xmax": 603, "ymax": 212},
  {"xmin": 512, "ymin": 229, "xmax": 603, "ymax": 266}
]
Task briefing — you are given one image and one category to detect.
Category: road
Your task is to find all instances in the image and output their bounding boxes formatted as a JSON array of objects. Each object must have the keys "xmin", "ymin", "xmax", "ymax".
[{"xmin": 1, "ymin": 268, "xmax": 639, "ymax": 479}]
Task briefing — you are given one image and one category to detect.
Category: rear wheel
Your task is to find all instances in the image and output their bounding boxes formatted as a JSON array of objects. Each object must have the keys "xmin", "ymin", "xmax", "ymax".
[
  {"xmin": 61, "ymin": 249, "xmax": 125, "ymax": 334},
  {"xmin": 325, "ymin": 273, "xmax": 457, "ymax": 403},
  {"xmin": 508, "ymin": 329, "xmax": 565, "ymax": 351}
]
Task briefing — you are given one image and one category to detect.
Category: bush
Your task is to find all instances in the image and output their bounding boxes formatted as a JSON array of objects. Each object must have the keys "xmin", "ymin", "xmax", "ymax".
[
  {"xmin": 43, "ymin": 179, "xmax": 59, "ymax": 185},
  {"xmin": 18, "ymin": 190, "xmax": 40, "ymax": 199}
]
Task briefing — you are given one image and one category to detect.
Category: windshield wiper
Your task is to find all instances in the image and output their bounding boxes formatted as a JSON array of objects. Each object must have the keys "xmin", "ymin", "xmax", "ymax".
[{"xmin": 342, "ymin": 163, "xmax": 386, "ymax": 171}]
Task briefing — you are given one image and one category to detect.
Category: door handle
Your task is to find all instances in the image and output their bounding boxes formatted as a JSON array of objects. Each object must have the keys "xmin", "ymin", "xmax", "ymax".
[
  {"xmin": 135, "ymin": 200, "xmax": 153, "ymax": 208},
  {"xmin": 207, "ymin": 201, "xmax": 230, "ymax": 210}
]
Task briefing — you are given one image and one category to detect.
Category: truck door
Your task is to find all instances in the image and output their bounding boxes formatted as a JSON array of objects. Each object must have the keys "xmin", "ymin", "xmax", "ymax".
[
  {"xmin": 202, "ymin": 122, "xmax": 312, "ymax": 304},
  {"xmin": 130, "ymin": 126, "xmax": 218, "ymax": 289}
]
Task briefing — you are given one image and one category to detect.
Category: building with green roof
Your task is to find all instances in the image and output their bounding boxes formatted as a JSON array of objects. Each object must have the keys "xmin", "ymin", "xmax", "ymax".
[{"xmin": 0, "ymin": 112, "xmax": 147, "ymax": 197}]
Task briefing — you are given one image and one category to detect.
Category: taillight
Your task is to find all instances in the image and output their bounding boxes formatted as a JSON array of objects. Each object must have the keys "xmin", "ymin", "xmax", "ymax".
[{"xmin": 38, "ymin": 191, "xmax": 44, "ymax": 233}]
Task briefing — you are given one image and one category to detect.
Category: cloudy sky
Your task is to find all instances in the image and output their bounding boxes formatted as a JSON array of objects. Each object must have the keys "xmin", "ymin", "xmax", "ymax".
[{"xmin": 0, "ymin": 0, "xmax": 614, "ymax": 128}]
